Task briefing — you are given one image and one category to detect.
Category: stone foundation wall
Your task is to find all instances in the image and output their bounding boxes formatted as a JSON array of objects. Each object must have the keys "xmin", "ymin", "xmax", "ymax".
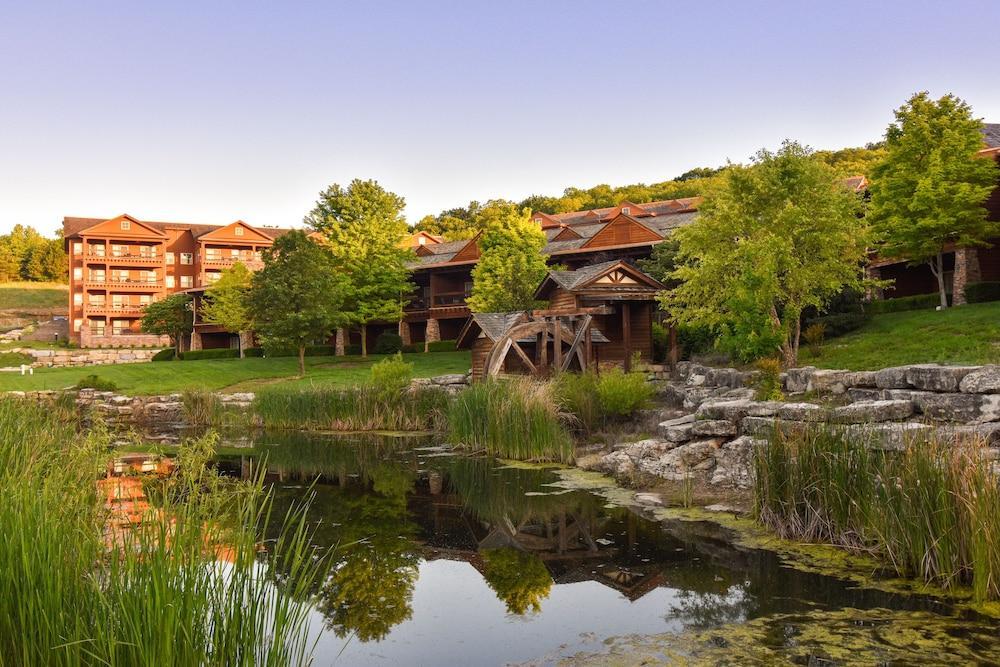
[
  {"xmin": 600, "ymin": 362, "xmax": 1000, "ymax": 490},
  {"xmin": 4, "ymin": 347, "xmax": 164, "ymax": 368}
]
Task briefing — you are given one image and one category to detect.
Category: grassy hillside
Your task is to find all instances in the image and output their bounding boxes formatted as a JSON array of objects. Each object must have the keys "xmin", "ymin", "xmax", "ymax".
[
  {"xmin": 800, "ymin": 300, "xmax": 1000, "ymax": 370},
  {"xmin": 0, "ymin": 350, "xmax": 470, "ymax": 395},
  {"xmin": 0, "ymin": 282, "xmax": 68, "ymax": 311}
]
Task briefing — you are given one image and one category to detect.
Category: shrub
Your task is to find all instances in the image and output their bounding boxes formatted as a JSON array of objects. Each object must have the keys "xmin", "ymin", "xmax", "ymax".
[
  {"xmin": 0, "ymin": 352, "xmax": 32, "ymax": 368},
  {"xmin": 244, "ymin": 347, "xmax": 265, "ymax": 357},
  {"xmin": 180, "ymin": 348, "xmax": 239, "ymax": 361},
  {"xmin": 553, "ymin": 371, "xmax": 601, "ymax": 434},
  {"xmin": 369, "ymin": 353, "xmax": 414, "ymax": 401},
  {"xmin": 74, "ymin": 374, "xmax": 117, "ymax": 391},
  {"xmin": 963, "ymin": 281, "xmax": 1000, "ymax": 304},
  {"xmin": 803, "ymin": 312, "xmax": 868, "ymax": 338},
  {"xmin": 344, "ymin": 344, "xmax": 362, "ymax": 355},
  {"xmin": 866, "ymin": 292, "xmax": 950, "ymax": 314},
  {"xmin": 373, "ymin": 332, "xmax": 403, "ymax": 355},
  {"xmin": 651, "ymin": 322, "xmax": 669, "ymax": 362},
  {"xmin": 151, "ymin": 348, "xmax": 176, "ymax": 361},
  {"xmin": 595, "ymin": 367, "xmax": 654, "ymax": 418},
  {"xmin": 448, "ymin": 378, "xmax": 573, "ymax": 463},
  {"xmin": 677, "ymin": 323, "xmax": 715, "ymax": 359},
  {"xmin": 753, "ymin": 358, "xmax": 784, "ymax": 400},
  {"xmin": 802, "ymin": 322, "xmax": 826, "ymax": 357}
]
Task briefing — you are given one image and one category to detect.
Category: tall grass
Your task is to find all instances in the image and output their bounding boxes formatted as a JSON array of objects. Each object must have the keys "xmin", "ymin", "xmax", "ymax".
[
  {"xmin": 754, "ymin": 425, "xmax": 1000, "ymax": 602},
  {"xmin": 181, "ymin": 389, "xmax": 254, "ymax": 428},
  {"xmin": 254, "ymin": 385, "xmax": 450, "ymax": 432},
  {"xmin": 0, "ymin": 398, "xmax": 330, "ymax": 665},
  {"xmin": 553, "ymin": 368, "xmax": 654, "ymax": 435},
  {"xmin": 448, "ymin": 377, "xmax": 574, "ymax": 463}
]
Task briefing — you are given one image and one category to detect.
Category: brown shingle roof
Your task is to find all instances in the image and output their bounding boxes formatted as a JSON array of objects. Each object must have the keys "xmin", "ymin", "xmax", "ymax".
[
  {"xmin": 983, "ymin": 123, "xmax": 1000, "ymax": 149},
  {"xmin": 62, "ymin": 215, "xmax": 298, "ymax": 240}
]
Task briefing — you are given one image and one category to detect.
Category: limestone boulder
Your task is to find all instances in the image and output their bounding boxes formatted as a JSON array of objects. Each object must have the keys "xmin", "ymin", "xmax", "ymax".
[
  {"xmin": 905, "ymin": 364, "xmax": 981, "ymax": 392},
  {"xmin": 841, "ymin": 422, "xmax": 933, "ymax": 450},
  {"xmin": 695, "ymin": 399, "xmax": 753, "ymax": 422},
  {"xmin": 874, "ymin": 365, "xmax": 915, "ymax": 389},
  {"xmin": 934, "ymin": 422, "xmax": 1000, "ymax": 446},
  {"xmin": 959, "ymin": 366, "xmax": 1000, "ymax": 394},
  {"xmin": 776, "ymin": 402, "xmax": 826, "ymax": 422},
  {"xmin": 710, "ymin": 435, "xmax": 761, "ymax": 489},
  {"xmin": 690, "ymin": 419, "xmax": 738, "ymax": 437},
  {"xmin": 830, "ymin": 399, "xmax": 913, "ymax": 424},
  {"xmin": 784, "ymin": 366, "xmax": 816, "ymax": 393},
  {"xmin": 912, "ymin": 392, "xmax": 1000, "ymax": 423},
  {"xmin": 847, "ymin": 388, "xmax": 883, "ymax": 402}
]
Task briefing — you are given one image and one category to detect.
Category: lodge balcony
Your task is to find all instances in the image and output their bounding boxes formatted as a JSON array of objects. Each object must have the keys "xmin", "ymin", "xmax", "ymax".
[
  {"xmin": 82, "ymin": 251, "xmax": 162, "ymax": 266},
  {"xmin": 84, "ymin": 304, "xmax": 147, "ymax": 316},
  {"xmin": 201, "ymin": 256, "xmax": 263, "ymax": 270},
  {"xmin": 83, "ymin": 278, "xmax": 164, "ymax": 291}
]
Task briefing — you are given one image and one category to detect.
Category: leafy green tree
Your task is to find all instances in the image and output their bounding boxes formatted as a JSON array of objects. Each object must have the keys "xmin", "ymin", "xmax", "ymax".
[
  {"xmin": 0, "ymin": 242, "xmax": 18, "ymax": 282},
  {"xmin": 37, "ymin": 239, "xmax": 67, "ymax": 282},
  {"xmin": 305, "ymin": 179, "xmax": 413, "ymax": 357},
  {"xmin": 637, "ymin": 237, "xmax": 680, "ymax": 285},
  {"xmin": 869, "ymin": 92, "xmax": 1000, "ymax": 308},
  {"xmin": 200, "ymin": 262, "xmax": 253, "ymax": 357},
  {"xmin": 249, "ymin": 231, "xmax": 349, "ymax": 375},
  {"xmin": 140, "ymin": 293, "xmax": 193, "ymax": 359},
  {"xmin": 661, "ymin": 141, "xmax": 870, "ymax": 367},
  {"xmin": 466, "ymin": 202, "xmax": 549, "ymax": 312}
]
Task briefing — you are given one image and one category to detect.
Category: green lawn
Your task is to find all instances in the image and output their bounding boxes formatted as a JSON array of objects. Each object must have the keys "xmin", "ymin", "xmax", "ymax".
[
  {"xmin": 0, "ymin": 282, "xmax": 68, "ymax": 310},
  {"xmin": 0, "ymin": 351, "xmax": 471, "ymax": 395},
  {"xmin": 799, "ymin": 300, "xmax": 1000, "ymax": 370}
]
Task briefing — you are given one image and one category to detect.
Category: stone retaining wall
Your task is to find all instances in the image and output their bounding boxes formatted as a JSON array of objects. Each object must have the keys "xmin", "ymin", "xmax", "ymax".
[
  {"xmin": 4, "ymin": 347, "xmax": 163, "ymax": 368},
  {"xmin": 600, "ymin": 362, "xmax": 1000, "ymax": 490}
]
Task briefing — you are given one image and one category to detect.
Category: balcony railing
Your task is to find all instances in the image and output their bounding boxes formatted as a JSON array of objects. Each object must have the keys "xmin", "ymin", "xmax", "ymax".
[
  {"xmin": 86, "ymin": 304, "xmax": 147, "ymax": 316},
  {"xmin": 202, "ymin": 256, "xmax": 263, "ymax": 269},
  {"xmin": 84, "ymin": 277, "xmax": 163, "ymax": 290},
  {"xmin": 432, "ymin": 291, "xmax": 469, "ymax": 307}
]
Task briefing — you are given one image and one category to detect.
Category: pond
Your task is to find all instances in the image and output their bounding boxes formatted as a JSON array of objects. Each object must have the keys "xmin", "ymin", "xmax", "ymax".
[{"xmin": 161, "ymin": 430, "xmax": 1000, "ymax": 665}]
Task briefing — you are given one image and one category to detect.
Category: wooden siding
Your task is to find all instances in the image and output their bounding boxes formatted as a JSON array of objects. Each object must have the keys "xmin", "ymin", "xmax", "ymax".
[
  {"xmin": 582, "ymin": 215, "xmax": 662, "ymax": 249},
  {"xmin": 547, "ymin": 287, "xmax": 577, "ymax": 312},
  {"xmin": 592, "ymin": 302, "xmax": 653, "ymax": 365},
  {"xmin": 450, "ymin": 237, "xmax": 481, "ymax": 263},
  {"xmin": 471, "ymin": 337, "xmax": 492, "ymax": 382}
]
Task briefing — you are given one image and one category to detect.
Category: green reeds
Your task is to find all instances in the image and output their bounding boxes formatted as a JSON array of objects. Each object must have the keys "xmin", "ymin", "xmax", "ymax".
[
  {"xmin": 447, "ymin": 377, "xmax": 574, "ymax": 463},
  {"xmin": 253, "ymin": 385, "xmax": 450, "ymax": 432},
  {"xmin": 753, "ymin": 424, "xmax": 1000, "ymax": 602},
  {"xmin": 181, "ymin": 389, "xmax": 255, "ymax": 428},
  {"xmin": 0, "ymin": 398, "xmax": 330, "ymax": 665}
]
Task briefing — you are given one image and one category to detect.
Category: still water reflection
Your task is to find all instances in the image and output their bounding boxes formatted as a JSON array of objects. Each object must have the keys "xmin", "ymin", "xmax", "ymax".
[{"xmin": 194, "ymin": 431, "xmax": 995, "ymax": 665}]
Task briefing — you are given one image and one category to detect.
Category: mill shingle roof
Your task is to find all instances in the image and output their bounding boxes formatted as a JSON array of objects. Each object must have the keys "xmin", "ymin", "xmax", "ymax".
[
  {"xmin": 983, "ymin": 123, "xmax": 1000, "ymax": 149},
  {"xmin": 62, "ymin": 216, "xmax": 298, "ymax": 240}
]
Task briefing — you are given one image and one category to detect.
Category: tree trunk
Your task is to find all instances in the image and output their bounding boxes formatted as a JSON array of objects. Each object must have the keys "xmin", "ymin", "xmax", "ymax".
[
  {"xmin": 929, "ymin": 253, "xmax": 949, "ymax": 309},
  {"xmin": 174, "ymin": 335, "xmax": 182, "ymax": 361},
  {"xmin": 238, "ymin": 331, "xmax": 245, "ymax": 359},
  {"xmin": 360, "ymin": 324, "xmax": 367, "ymax": 357},
  {"xmin": 297, "ymin": 345, "xmax": 305, "ymax": 377}
]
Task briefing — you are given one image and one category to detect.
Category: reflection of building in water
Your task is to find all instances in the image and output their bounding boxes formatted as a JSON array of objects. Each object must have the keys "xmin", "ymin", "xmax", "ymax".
[{"xmin": 99, "ymin": 453, "xmax": 174, "ymax": 545}]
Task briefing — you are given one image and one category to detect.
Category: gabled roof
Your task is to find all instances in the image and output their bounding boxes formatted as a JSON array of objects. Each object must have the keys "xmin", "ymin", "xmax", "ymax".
[
  {"xmin": 448, "ymin": 232, "xmax": 482, "ymax": 263},
  {"xmin": 579, "ymin": 213, "xmax": 663, "ymax": 249},
  {"xmin": 535, "ymin": 260, "xmax": 664, "ymax": 299},
  {"xmin": 844, "ymin": 175, "xmax": 868, "ymax": 193},
  {"xmin": 197, "ymin": 220, "xmax": 275, "ymax": 243},
  {"xmin": 78, "ymin": 214, "xmax": 168, "ymax": 239},
  {"xmin": 455, "ymin": 311, "xmax": 529, "ymax": 348},
  {"xmin": 982, "ymin": 123, "xmax": 1000, "ymax": 150},
  {"xmin": 63, "ymin": 215, "xmax": 296, "ymax": 241}
]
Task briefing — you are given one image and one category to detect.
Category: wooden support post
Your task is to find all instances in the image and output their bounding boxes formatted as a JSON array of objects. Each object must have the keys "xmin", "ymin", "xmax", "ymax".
[
  {"xmin": 552, "ymin": 318, "xmax": 562, "ymax": 371},
  {"xmin": 622, "ymin": 302, "xmax": 632, "ymax": 371},
  {"xmin": 584, "ymin": 325, "xmax": 592, "ymax": 370},
  {"xmin": 539, "ymin": 317, "xmax": 548, "ymax": 369}
]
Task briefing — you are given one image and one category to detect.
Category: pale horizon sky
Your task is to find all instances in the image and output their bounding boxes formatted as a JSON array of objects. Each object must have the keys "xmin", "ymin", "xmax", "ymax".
[{"xmin": 2, "ymin": 1, "xmax": 999, "ymax": 237}]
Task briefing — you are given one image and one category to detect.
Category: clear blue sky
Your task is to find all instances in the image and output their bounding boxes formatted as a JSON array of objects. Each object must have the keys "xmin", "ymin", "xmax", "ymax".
[{"xmin": 2, "ymin": 1, "xmax": 998, "ymax": 236}]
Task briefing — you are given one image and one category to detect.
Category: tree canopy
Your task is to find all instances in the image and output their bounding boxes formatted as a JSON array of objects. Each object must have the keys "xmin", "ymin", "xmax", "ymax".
[
  {"xmin": 305, "ymin": 179, "xmax": 413, "ymax": 356},
  {"xmin": 249, "ymin": 231, "xmax": 349, "ymax": 375},
  {"xmin": 0, "ymin": 225, "xmax": 65, "ymax": 282},
  {"xmin": 200, "ymin": 262, "xmax": 254, "ymax": 357},
  {"xmin": 869, "ymin": 92, "xmax": 999, "ymax": 307},
  {"xmin": 465, "ymin": 202, "xmax": 549, "ymax": 313},
  {"xmin": 140, "ymin": 293, "xmax": 192, "ymax": 358},
  {"xmin": 660, "ymin": 141, "xmax": 871, "ymax": 367}
]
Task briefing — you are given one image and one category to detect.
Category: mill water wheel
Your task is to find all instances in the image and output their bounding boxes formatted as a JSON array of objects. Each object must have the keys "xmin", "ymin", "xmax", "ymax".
[{"xmin": 483, "ymin": 315, "xmax": 592, "ymax": 378}]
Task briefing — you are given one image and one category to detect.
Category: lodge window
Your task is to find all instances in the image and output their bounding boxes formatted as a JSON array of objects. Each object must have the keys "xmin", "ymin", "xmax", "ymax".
[
  {"xmin": 230, "ymin": 248, "xmax": 239, "ymax": 257},
  {"xmin": 622, "ymin": 207, "xmax": 630, "ymax": 215},
  {"xmin": 91, "ymin": 320, "xmax": 105, "ymax": 336},
  {"xmin": 120, "ymin": 220, "xmax": 131, "ymax": 230},
  {"xmin": 73, "ymin": 318, "xmax": 82, "ymax": 332},
  {"xmin": 166, "ymin": 275, "xmax": 175, "ymax": 288},
  {"xmin": 166, "ymin": 252, "xmax": 175, "ymax": 265},
  {"xmin": 112, "ymin": 320, "xmax": 128, "ymax": 336},
  {"xmin": 72, "ymin": 242, "xmax": 82, "ymax": 255},
  {"xmin": 73, "ymin": 292, "xmax": 82, "ymax": 306},
  {"xmin": 73, "ymin": 267, "xmax": 83, "ymax": 280},
  {"xmin": 180, "ymin": 253, "xmax": 193, "ymax": 265},
  {"xmin": 234, "ymin": 227, "xmax": 244, "ymax": 236},
  {"xmin": 180, "ymin": 276, "xmax": 193, "ymax": 288}
]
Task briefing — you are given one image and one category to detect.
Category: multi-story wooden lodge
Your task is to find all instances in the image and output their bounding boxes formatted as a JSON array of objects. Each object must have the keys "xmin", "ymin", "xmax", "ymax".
[{"xmin": 63, "ymin": 215, "xmax": 292, "ymax": 348}]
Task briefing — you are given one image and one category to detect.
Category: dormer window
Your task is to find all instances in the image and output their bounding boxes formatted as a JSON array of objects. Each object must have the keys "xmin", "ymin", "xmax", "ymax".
[
  {"xmin": 622, "ymin": 207, "xmax": 630, "ymax": 215},
  {"xmin": 418, "ymin": 236, "xmax": 427, "ymax": 245},
  {"xmin": 534, "ymin": 218, "xmax": 542, "ymax": 224},
  {"xmin": 234, "ymin": 226, "xmax": 244, "ymax": 236},
  {"xmin": 120, "ymin": 220, "xmax": 131, "ymax": 230}
]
